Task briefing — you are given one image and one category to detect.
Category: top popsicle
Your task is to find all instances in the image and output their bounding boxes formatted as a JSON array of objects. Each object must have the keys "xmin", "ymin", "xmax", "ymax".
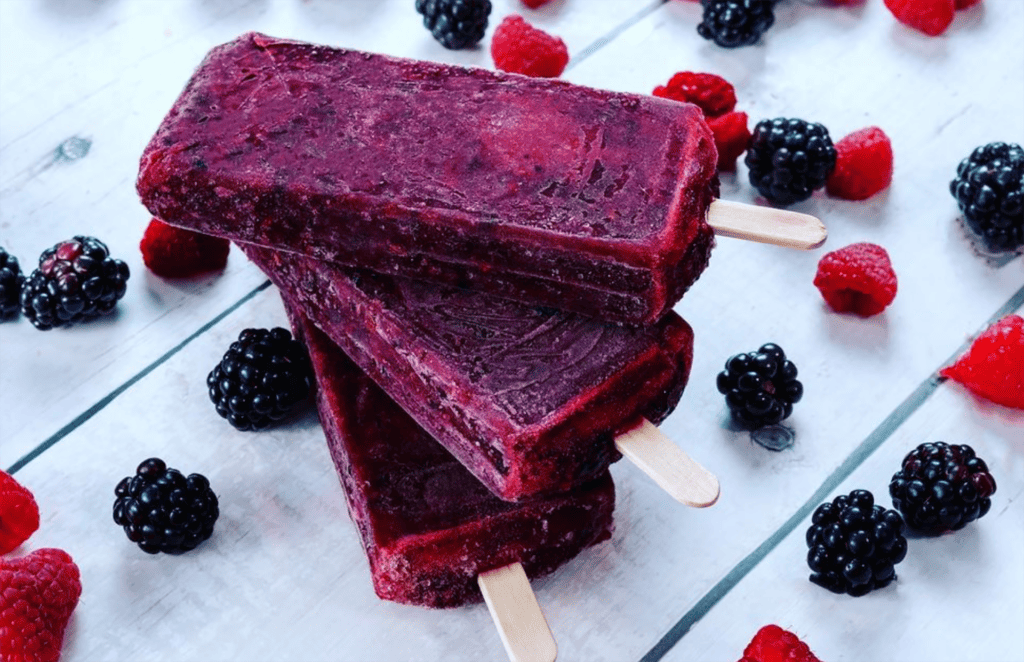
[{"xmin": 137, "ymin": 32, "xmax": 719, "ymax": 324}]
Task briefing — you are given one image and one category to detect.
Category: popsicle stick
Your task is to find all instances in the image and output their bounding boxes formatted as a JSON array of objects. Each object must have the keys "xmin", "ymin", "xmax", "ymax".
[
  {"xmin": 478, "ymin": 563, "xmax": 558, "ymax": 662},
  {"xmin": 615, "ymin": 418, "xmax": 720, "ymax": 508},
  {"xmin": 708, "ymin": 199, "xmax": 827, "ymax": 250}
]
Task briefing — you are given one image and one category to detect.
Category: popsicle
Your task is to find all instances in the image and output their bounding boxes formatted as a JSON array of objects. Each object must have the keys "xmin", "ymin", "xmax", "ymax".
[
  {"xmin": 286, "ymin": 302, "xmax": 615, "ymax": 610},
  {"xmin": 243, "ymin": 243, "xmax": 696, "ymax": 502},
  {"xmin": 137, "ymin": 32, "xmax": 719, "ymax": 325}
]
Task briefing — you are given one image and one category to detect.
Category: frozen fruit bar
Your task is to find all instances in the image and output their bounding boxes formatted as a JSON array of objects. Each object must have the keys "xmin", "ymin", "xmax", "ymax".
[
  {"xmin": 286, "ymin": 303, "xmax": 615, "ymax": 608},
  {"xmin": 138, "ymin": 32, "xmax": 718, "ymax": 324},
  {"xmin": 244, "ymin": 243, "xmax": 694, "ymax": 501}
]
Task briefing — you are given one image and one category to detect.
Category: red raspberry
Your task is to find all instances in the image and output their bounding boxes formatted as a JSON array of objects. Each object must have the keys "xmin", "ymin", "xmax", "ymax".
[
  {"xmin": 884, "ymin": 0, "xmax": 955, "ymax": 36},
  {"xmin": 707, "ymin": 111, "xmax": 751, "ymax": 172},
  {"xmin": 739, "ymin": 625, "xmax": 822, "ymax": 662},
  {"xmin": 826, "ymin": 126, "xmax": 894, "ymax": 201},
  {"xmin": 491, "ymin": 15, "xmax": 569, "ymax": 78},
  {"xmin": 652, "ymin": 72, "xmax": 737, "ymax": 118},
  {"xmin": 1, "ymin": 471, "xmax": 40, "ymax": 555},
  {"xmin": 140, "ymin": 218, "xmax": 230, "ymax": 279},
  {"xmin": 813, "ymin": 242, "xmax": 898, "ymax": 317},
  {"xmin": 940, "ymin": 314, "xmax": 1024, "ymax": 410},
  {"xmin": 0, "ymin": 548, "xmax": 82, "ymax": 662},
  {"xmin": 520, "ymin": 0, "xmax": 554, "ymax": 7}
]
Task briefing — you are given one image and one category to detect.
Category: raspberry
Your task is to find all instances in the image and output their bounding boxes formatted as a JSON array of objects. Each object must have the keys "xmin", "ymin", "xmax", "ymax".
[
  {"xmin": 491, "ymin": 15, "xmax": 568, "ymax": 78},
  {"xmin": 940, "ymin": 314, "xmax": 1024, "ymax": 410},
  {"xmin": 520, "ymin": 0, "xmax": 553, "ymax": 6},
  {"xmin": 806, "ymin": 490, "xmax": 908, "ymax": 596},
  {"xmin": 0, "ymin": 548, "xmax": 82, "ymax": 662},
  {"xmin": 140, "ymin": 218, "xmax": 230, "ymax": 279},
  {"xmin": 883, "ymin": 0, "xmax": 955, "ymax": 36},
  {"xmin": 889, "ymin": 442, "xmax": 997, "ymax": 533},
  {"xmin": 826, "ymin": 127, "xmax": 894, "ymax": 201},
  {"xmin": 707, "ymin": 111, "xmax": 750, "ymax": 171},
  {"xmin": 739, "ymin": 624, "xmax": 822, "ymax": 662},
  {"xmin": 0, "ymin": 471, "xmax": 40, "ymax": 555},
  {"xmin": 652, "ymin": 72, "xmax": 737, "ymax": 117},
  {"xmin": 813, "ymin": 243, "xmax": 897, "ymax": 317}
]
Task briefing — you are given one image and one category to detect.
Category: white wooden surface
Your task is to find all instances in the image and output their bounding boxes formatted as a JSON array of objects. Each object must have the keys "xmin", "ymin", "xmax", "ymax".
[{"xmin": 1, "ymin": 1, "xmax": 1022, "ymax": 661}]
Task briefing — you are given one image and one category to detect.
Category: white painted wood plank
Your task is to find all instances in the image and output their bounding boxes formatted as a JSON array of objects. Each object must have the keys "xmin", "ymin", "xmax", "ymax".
[{"xmin": 661, "ymin": 365, "xmax": 1024, "ymax": 662}]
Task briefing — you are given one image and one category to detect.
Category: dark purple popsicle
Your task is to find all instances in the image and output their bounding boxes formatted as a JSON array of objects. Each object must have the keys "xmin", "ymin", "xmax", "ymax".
[
  {"xmin": 137, "ymin": 32, "xmax": 718, "ymax": 324},
  {"xmin": 245, "ymin": 243, "xmax": 694, "ymax": 502},
  {"xmin": 286, "ymin": 303, "xmax": 615, "ymax": 608}
]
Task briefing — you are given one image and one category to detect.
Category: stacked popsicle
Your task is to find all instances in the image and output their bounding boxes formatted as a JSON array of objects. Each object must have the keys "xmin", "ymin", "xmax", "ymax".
[{"xmin": 137, "ymin": 31, "xmax": 821, "ymax": 658}]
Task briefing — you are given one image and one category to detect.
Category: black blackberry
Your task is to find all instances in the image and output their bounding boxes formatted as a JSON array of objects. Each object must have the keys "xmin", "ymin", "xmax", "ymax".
[
  {"xmin": 19, "ymin": 236, "xmax": 130, "ymax": 330},
  {"xmin": 745, "ymin": 118, "xmax": 837, "ymax": 206},
  {"xmin": 949, "ymin": 142, "xmax": 1024, "ymax": 254},
  {"xmin": 113, "ymin": 458, "xmax": 219, "ymax": 554},
  {"xmin": 207, "ymin": 327, "xmax": 312, "ymax": 431},
  {"xmin": 0, "ymin": 247, "xmax": 24, "ymax": 320},
  {"xmin": 805, "ymin": 489, "xmax": 907, "ymax": 597},
  {"xmin": 697, "ymin": 0, "xmax": 777, "ymax": 49},
  {"xmin": 717, "ymin": 343, "xmax": 803, "ymax": 429},
  {"xmin": 889, "ymin": 442, "xmax": 997, "ymax": 534},
  {"xmin": 415, "ymin": 0, "xmax": 491, "ymax": 50}
]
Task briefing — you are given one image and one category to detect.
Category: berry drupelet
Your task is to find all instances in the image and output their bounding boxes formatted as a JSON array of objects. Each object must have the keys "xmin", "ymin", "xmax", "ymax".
[
  {"xmin": 806, "ymin": 489, "xmax": 907, "ymax": 597},
  {"xmin": 113, "ymin": 458, "xmax": 219, "ymax": 554},
  {"xmin": 0, "ymin": 246, "xmax": 24, "ymax": 320},
  {"xmin": 889, "ymin": 442, "xmax": 997, "ymax": 534},
  {"xmin": 717, "ymin": 343, "xmax": 803, "ymax": 429},
  {"xmin": 415, "ymin": 0, "xmax": 491, "ymax": 50},
  {"xmin": 697, "ymin": 0, "xmax": 777, "ymax": 49},
  {"xmin": 19, "ymin": 236, "xmax": 130, "ymax": 330},
  {"xmin": 950, "ymin": 142, "xmax": 1024, "ymax": 254},
  {"xmin": 207, "ymin": 327, "xmax": 313, "ymax": 431},
  {"xmin": 745, "ymin": 118, "xmax": 838, "ymax": 206}
]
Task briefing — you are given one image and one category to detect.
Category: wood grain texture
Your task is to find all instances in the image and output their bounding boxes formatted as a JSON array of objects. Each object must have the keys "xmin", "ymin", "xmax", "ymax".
[
  {"xmin": 615, "ymin": 419, "xmax": 720, "ymax": 507},
  {"xmin": 708, "ymin": 200, "xmax": 827, "ymax": 250},
  {"xmin": 478, "ymin": 564, "xmax": 558, "ymax": 662}
]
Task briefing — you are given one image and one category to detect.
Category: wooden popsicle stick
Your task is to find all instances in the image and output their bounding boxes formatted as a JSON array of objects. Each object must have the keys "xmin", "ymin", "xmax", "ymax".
[
  {"xmin": 615, "ymin": 418, "xmax": 720, "ymax": 508},
  {"xmin": 708, "ymin": 199, "xmax": 827, "ymax": 250},
  {"xmin": 478, "ymin": 563, "xmax": 558, "ymax": 662}
]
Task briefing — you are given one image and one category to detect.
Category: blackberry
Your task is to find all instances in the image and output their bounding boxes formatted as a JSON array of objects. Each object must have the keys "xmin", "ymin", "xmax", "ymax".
[
  {"xmin": 697, "ymin": 0, "xmax": 777, "ymax": 49},
  {"xmin": 949, "ymin": 142, "xmax": 1024, "ymax": 254},
  {"xmin": 745, "ymin": 118, "xmax": 837, "ymax": 206},
  {"xmin": 0, "ymin": 247, "xmax": 24, "ymax": 320},
  {"xmin": 207, "ymin": 327, "xmax": 312, "ymax": 431},
  {"xmin": 717, "ymin": 343, "xmax": 803, "ymax": 429},
  {"xmin": 19, "ymin": 236, "xmax": 130, "ymax": 330},
  {"xmin": 805, "ymin": 489, "xmax": 907, "ymax": 597},
  {"xmin": 889, "ymin": 442, "xmax": 997, "ymax": 534},
  {"xmin": 113, "ymin": 458, "xmax": 219, "ymax": 554},
  {"xmin": 415, "ymin": 0, "xmax": 491, "ymax": 50}
]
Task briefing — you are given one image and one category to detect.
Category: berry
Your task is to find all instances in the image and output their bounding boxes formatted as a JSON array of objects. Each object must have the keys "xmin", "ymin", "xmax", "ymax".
[
  {"xmin": 954, "ymin": 0, "xmax": 981, "ymax": 8},
  {"xmin": 520, "ymin": 0, "xmax": 553, "ymax": 7},
  {"xmin": 140, "ymin": 218, "xmax": 230, "ymax": 279},
  {"xmin": 949, "ymin": 142, "xmax": 1024, "ymax": 254},
  {"xmin": 652, "ymin": 72, "xmax": 737, "ymax": 117},
  {"xmin": 739, "ymin": 624, "xmax": 822, "ymax": 662},
  {"xmin": 0, "ymin": 471, "xmax": 40, "ymax": 555},
  {"xmin": 19, "ymin": 236, "xmax": 130, "ymax": 331},
  {"xmin": 889, "ymin": 442, "xmax": 997, "ymax": 534},
  {"xmin": 717, "ymin": 343, "xmax": 803, "ymax": 429},
  {"xmin": 826, "ymin": 126, "xmax": 894, "ymax": 201},
  {"xmin": 415, "ymin": 0, "xmax": 491, "ymax": 50},
  {"xmin": 813, "ymin": 242, "xmax": 897, "ymax": 317},
  {"xmin": 805, "ymin": 489, "xmax": 908, "ymax": 596},
  {"xmin": 113, "ymin": 458, "xmax": 219, "ymax": 554},
  {"xmin": 884, "ymin": 0, "xmax": 955, "ymax": 36},
  {"xmin": 745, "ymin": 118, "xmax": 837, "ymax": 206},
  {"xmin": 708, "ymin": 111, "xmax": 751, "ymax": 172},
  {"xmin": 0, "ymin": 548, "xmax": 82, "ymax": 662},
  {"xmin": 491, "ymin": 15, "xmax": 568, "ymax": 78},
  {"xmin": 940, "ymin": 314, "xmax": 1024, "ymax": 410},
  {"xmin": 207, "ymin": 327, "xmax": 313, "ymax": 431},
  {"xmin": 697, "ymin": 0, "xmax": 777, "ymax": 49},
  {"xmin": 0, "ymin": 247, "xmax": 24, "ymax": 321}
]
